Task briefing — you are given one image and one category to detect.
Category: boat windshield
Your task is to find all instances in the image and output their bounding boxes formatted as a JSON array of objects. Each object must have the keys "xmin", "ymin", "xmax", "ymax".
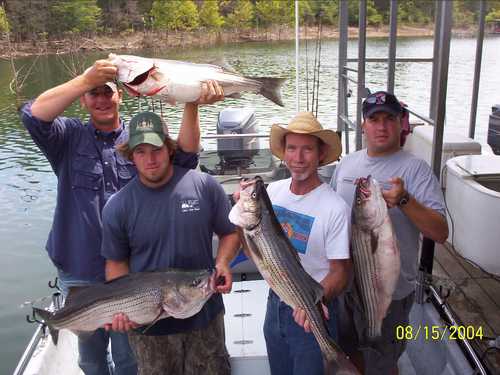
[{"xmin": 199, "ymin": 148, "xmax": 276, "ymax": 176}]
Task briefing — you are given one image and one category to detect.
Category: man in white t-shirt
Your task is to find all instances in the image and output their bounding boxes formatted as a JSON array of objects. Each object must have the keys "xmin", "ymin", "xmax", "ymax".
[{"xmin": 262, "ymin": 112, "xmax": 351, "ymax": 375}]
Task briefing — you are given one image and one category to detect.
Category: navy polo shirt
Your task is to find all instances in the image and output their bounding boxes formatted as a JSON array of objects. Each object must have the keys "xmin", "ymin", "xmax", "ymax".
[{"xmin": 20, "ymin": 101, "xmax": 198, "ymax": 281}]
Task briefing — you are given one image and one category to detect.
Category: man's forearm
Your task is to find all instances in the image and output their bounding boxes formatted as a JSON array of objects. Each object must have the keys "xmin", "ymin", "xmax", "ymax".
[
  {"xmin": 105, "ymin": 259, "xmax": 130, "ymax": 281},
  {"xmin": 401, "ymin": 197, "xmax": 449, "ymax": 243},
  {"xmin": 215, "ymin": 231, "xmax": 241, "ymax": 267},
  {"xmin": 177, "ymin": 103, "xmax": 201, "ymax": 153},
  {"xmin": 31, "ymin": 75, "xmax": 92, "ymax": 121},
  {"xmin": 321, "ymin": 259, "xmax": 352, "ymax": 301}
]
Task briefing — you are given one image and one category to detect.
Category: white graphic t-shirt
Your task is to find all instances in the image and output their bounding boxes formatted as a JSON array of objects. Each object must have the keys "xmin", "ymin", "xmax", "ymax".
[{"xmin": 266, "ymin": 179, "xmax": 350, "ymax": 282}]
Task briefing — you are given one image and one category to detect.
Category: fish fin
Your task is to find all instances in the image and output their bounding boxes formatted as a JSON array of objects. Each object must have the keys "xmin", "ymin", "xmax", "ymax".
[
  {"xmin": 247, "ymin": 76, "xmax": 286, "ymax": 107},
  {"xmin": 161, "ymin": 94, "xmax": 176, "ymax": 106},
  {"xmin": 64, "ymin": 286, "xmax": 88, "ymax": 306},
  {"xmin": 33, "ymin": 307, "xmax": 60, "ymax": 345},
  {"xmin": 140, "ymin": 309, "xmax": 165, "ymax": 335},
  {"xmin": 207, "ymin": 58, "xmax": 238, "ymax": 74},
  {"xmin": 322, "ymin": 337, "xmax": 361, "ymax": 375}
]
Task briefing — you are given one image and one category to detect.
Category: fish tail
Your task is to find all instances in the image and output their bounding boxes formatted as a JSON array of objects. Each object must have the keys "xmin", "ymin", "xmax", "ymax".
[
  {"xmin": 250, "ymin": 77, "xmax": 286, "ymax": 107},
  {"xmin": 33, "ymin": 307, "xmax": 59, "ymax": 345}
]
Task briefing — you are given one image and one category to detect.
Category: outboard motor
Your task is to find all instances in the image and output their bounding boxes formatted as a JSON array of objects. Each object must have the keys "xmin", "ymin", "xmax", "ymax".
[
  {"xmin": 488, "ymin": 104, "xmax": 500, "ymax": 155},
  {"xmin": 217, "ymin": 108, "xmax": 258, "ymax": 169}
]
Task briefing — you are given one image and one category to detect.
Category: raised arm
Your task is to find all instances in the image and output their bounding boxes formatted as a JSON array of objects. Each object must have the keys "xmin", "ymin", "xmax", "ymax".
[
  {"xmin": 31, "ymin": 60, "xmax": 117, "ymax": 121},
  {"xmin": 177, "ymin": 80, "xmax": 224, "ymax": 152}
]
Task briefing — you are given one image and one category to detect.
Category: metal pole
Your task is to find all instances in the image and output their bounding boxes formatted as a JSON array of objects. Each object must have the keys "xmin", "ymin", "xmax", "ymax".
[
  {"xmin": 387, "ymin": 0, "xmax": 398, "ymax": 93},
  {"xmin": 417, "ymin": 0, "xmax": 453, "ymax": 305},
  {"xmin": 295, "ymin": 0, "xmax": 300, "ymax": 112},
  {"xmin": 356, "ymin": 0, "xmax": 367, "ymax": 151},
  {"xmin": 338, "ymin": 0, "xmax": 349, "ymax": 153},
  {"xmin": 429, "ymin": 1, "xmax": 442, "ymax": 121},
  {"xmin": 468, "ymin": 0, "xmax": 486, "ymax": 139}
]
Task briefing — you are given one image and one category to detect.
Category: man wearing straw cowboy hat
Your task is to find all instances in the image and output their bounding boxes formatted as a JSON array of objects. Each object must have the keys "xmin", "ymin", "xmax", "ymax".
[{"xmin": 263, "ymin": 112, "xmax": 352, "ymax": 375}]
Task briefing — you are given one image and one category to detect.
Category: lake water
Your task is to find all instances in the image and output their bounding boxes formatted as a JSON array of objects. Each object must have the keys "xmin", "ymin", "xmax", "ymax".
[{"xmin": 1, "ymin": 35, "xmax": 499, "ymax": 374}]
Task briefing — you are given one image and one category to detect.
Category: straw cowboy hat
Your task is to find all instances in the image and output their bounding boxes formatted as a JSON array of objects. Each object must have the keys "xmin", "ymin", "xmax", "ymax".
[{"xmin": 270, "ymin": 112, "xmax": 342, "ymax": 166}]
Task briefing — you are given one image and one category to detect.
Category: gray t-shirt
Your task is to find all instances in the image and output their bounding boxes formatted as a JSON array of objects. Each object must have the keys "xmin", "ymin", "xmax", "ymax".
[
  {"xmin": 331, "ymin": 149, "xmax": 446, "ymax": 299},
  {"xmin": 101, "ymin": 165, "xmax": 235, "ymax": 334}
]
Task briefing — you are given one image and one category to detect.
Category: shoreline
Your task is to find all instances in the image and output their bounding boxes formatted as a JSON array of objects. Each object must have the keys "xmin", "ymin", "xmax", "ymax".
[{"xmin": 1, "ymin": 24, "xmax": 477, "ymax": 59}]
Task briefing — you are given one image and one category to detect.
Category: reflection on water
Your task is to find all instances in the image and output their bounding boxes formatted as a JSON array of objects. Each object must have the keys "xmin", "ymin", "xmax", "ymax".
[{"xmin": 1, "ymin": 36, "xmax": 500, "ymax": 373}]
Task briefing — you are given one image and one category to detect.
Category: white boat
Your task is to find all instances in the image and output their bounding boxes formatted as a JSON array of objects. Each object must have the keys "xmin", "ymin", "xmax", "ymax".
[{"xmin": 444, "ymin": 155, "xmax": 500, "ymax": 277}]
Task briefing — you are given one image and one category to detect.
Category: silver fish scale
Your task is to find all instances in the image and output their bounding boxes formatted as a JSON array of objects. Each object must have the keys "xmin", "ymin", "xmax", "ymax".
[
  {"xmin": 247, "ymin": 220, "xmax": 341, "ymax": 362},
  {"xmin": 53, "ymin": 288, "xmax": 163, "ymax": 331},
  {"xmin": 351, "ymin": 225, "xmax": 380, "ymax": 338}
]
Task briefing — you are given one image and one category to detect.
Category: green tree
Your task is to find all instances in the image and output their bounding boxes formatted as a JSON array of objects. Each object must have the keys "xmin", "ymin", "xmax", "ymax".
[
  {"xmin": 347, "ymin": 0, "xmax": 383, "ymax": 26},
  {"xmin": 453, "ymin": 0, "xmax": 476, "ymax": 27},
  {"xmin": 199, "ymin": 0, "xmax": 224, "ymax": 30},
  {"xmin": 151, "ymin": 0, "xmax": 199, "ymax": 31},
  {"xmin": 4, "ymin": 0, "xmax": 49, "ymax": 41},
  {"xmin": 255, "ymin": 0, "xmax": 291, "ymax": 28},
  {"xmin": 50, "ymin": 0, "xmax": 102, "ymax": 35},
  {"xmin": 398, "ymin": 0, "xmax": 432, "ymax": 25},
  {"xmin": 224, "ymin": 0, "xmax": 254, "ymax": 30},
  {"xmin": 0, "ymin": 4, "xmax": 10, "ymax": 33},
  {"xmin": 307, "ymin": 0, "xmax": 339, "ymax": 26}
]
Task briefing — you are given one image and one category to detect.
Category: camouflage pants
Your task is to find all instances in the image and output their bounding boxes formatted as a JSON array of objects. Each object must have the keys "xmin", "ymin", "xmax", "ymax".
[{"xmin": 128, "ymin": 313, "xmax": 230, "ymax": 375}]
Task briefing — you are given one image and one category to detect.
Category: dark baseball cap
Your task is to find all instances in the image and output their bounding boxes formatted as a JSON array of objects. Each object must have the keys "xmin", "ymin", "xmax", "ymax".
[
  {"xmin": 362, "ymin": 91, "xmax": 403, "ymax": 118},
  {"xmin": 128, "ymin": 112, "xmax": 166, "ymax": 149}
]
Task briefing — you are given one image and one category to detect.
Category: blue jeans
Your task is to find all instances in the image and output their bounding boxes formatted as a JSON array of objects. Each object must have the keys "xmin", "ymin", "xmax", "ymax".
[
  {"xmin": 263, "ymin": 290, "xmax": 338, "ymax": 375},
  {"xmin": 58, "ymin": 270, "xmax": 137, "ymax": 375}
]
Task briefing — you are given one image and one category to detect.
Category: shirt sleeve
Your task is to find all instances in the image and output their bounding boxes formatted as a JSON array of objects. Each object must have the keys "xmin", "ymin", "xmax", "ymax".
[
  {"xmin": 19, "ymin": 100, "xmax": 70, "ymax": 173},
  {"xmin": 207, "ymin": 175, "xmax": 236, "ymax": 236},
  {"xmin": 173, "ymin": 149, "xmax": 199, "ymax": 170},
  {"xmin": 325, "ymin": 197, "xmax": 351, "ymax": 260},
  {"xmin": 101, "ymin": 196, "xmax": 131, "ymax": 261},
  {"xmin": 408, "ymin": 160, "xmax": 446, "ymax": 217}
]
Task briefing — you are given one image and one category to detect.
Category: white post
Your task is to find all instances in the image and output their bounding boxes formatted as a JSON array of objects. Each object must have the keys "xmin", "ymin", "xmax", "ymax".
[{"xmin": 295, "ymin": 0, "xmax": 300, "ymax": 112}]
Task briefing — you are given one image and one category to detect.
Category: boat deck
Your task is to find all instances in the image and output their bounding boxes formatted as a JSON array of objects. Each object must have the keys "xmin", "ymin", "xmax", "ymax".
[{"xmin": 433, "ymin": 242, "xmax": 500, "ymax": 373}]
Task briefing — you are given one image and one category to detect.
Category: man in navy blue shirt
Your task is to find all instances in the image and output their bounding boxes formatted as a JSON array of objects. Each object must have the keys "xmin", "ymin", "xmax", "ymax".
[
  {"xmin": 20, "ymin": 58, "xmax": 224, "ymax": 375},
  {"xmin": 101, "ymin": 111, "xmax": 240, "ymax": 375}
]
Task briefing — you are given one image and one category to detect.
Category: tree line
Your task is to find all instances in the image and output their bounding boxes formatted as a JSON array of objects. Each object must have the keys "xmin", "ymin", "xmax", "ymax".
[{"xmin": 1, "ymin": 0, "xmax": 500, "ymax": 42}]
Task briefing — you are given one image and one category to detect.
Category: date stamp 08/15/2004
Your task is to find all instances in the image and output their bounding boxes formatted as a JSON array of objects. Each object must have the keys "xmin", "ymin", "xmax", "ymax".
[{"xmin": 395, "ymin": 324, "xmax": 484, "ymax": 341}]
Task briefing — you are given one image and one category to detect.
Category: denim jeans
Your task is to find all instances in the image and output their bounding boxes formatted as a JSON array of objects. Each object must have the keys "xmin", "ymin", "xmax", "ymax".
[
  {"xmin": 263, "ymin": 290, "xmax": 338, "ymax": 375},
  {"xmin": 57, "ymin": 270, "xmax": 137, "ymax": 375}
]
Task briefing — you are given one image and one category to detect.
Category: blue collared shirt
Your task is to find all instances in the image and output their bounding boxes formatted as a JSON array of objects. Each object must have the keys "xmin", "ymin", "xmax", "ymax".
[{"xmin": 20, "ymin": 101, "xmax": 198, "ymax": 281}]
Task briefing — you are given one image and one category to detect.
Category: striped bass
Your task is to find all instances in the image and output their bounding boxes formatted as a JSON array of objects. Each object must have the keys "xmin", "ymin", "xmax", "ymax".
[
  {"xmin": 229, "ymin": 177, "xmax": 360, "ymax": 375},
  {"xmin": 351, "ymin": 176, "xmax": 400, "ymax": 339},
  {"xmin": 33, "ymin": 269, "xmax": 215, "ymax": 344},
  {"xmin": 109, "ymin": 53, "xmax": 286, "ymax": 106}
]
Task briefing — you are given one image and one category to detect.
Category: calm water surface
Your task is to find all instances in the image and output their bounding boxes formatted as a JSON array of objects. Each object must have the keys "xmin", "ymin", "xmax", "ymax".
[{"xmin": 1, "ymin": 36, "xmax": 499, "ymax": 373}]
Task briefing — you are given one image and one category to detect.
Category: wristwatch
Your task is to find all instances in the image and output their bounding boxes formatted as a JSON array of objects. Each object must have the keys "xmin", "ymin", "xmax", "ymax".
[{"xmin": 398, "ymin": 191, "xmax": 410, "ymax": 206}]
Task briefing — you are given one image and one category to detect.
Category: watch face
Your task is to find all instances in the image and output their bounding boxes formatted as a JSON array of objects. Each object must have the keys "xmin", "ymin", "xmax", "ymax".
[{"xmin": 399, "ymin": 193, "xmax": 410, "ymax": 206}]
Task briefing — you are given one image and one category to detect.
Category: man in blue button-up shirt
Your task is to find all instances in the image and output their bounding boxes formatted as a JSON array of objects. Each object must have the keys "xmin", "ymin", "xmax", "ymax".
[{"xmin": 20, "ymin": 58, "xmax": 225, "ymax": 375}]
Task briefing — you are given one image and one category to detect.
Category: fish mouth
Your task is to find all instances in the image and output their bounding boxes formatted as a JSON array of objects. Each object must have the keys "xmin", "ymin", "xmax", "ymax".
[{"xmin": 355, "ymin": 175, "xmax": 372, "ymax": 203}]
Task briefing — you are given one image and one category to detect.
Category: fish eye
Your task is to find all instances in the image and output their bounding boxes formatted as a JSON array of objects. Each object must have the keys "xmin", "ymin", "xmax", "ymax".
[
  {"xmin": 191, "ymin": 278, "xmax": 201, "ymax": 287},
  {"xmin": 251, "ymin": 192, "xmax": 257, "ymax": 198}
]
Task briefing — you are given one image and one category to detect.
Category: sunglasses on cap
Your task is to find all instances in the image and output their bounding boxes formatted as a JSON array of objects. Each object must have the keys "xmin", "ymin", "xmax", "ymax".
[
  {"xmin": 87, "ymin": 86, "xmax": 115, "ymax": 98},
  {"xmin": 365, "ymin": 92, "xmax": 389, "ymax": 105}
]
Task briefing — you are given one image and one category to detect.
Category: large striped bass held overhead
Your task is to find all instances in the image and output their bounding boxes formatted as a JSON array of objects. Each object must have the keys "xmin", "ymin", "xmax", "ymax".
[
  {"xmin": 33, "ymin": 269, "xmax": 215, "ymax": 344},
  {"xmin": 229, "ymin": 177, "xmax": 360, "ymax": 375},
  {"xmin": 109, "ymin": 53, "xmax": 286, "ymax": 106},
  {"xmin": 351, "ymin": 176, "xmax": 400, "ymax": 339}
]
